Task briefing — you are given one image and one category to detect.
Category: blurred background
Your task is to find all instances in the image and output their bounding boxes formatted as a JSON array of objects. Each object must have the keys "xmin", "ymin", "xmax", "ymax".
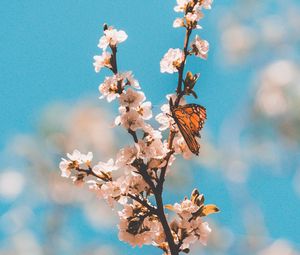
[{"xmin": 1, "ymin": 0, "xmax": 300, "ymax": 254}]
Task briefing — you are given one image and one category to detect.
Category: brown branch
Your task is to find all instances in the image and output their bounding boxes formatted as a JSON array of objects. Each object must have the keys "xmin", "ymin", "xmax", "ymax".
[
  {"xmin": 132, "ymin": 159, "xmax": 156, "ymax": 192},
  {"xmin": 155, "ymin": 192, "xmax": 179, "ymax": 255},
  {"xmin": 77, "ymin": 167, "xmax": 102, "ymax": 179},
  {"xmin": 110, "ymin": 45, "xmax": 118, "ymax": 75},
  {"xmin": 128, "ymin": 128, "xmax": 138, "ymax": 143},
  {"xmin": 175, "ymin": 28, "xmax": 192, "ymax": 106}
]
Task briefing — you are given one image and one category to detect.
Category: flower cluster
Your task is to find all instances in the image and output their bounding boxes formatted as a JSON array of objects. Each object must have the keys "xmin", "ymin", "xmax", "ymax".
[
  {"xmin": 160, "ymin": 0, "xmax": 210, "ymax": 74},
  {"xmin": 166, "ymin": 189, "xmax": 219, "ymax": 252},
  {"xmin": 59, "ymin": 1, "xmax": 218, "ymax": 254},
  {"xmin": 173, "ymin": 0, "xmax": 212, "ymax": 29}
]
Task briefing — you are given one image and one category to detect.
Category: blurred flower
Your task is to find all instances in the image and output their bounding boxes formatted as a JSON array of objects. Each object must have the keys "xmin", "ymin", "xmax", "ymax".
[
  {"xmin": 0, "ymin": 170, "xmax": 25, "ymax": 200},
  {"xmin": 221, "ymin": 24, "xmax": 257, "ymax": 64},
  {"xmin": 258, "ymin": 240, "xmax": 300, "ymax": 255}
]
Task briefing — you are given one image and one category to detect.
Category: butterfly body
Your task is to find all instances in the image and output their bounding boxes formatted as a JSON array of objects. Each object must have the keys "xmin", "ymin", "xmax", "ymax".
[{"xmin": 171, "ymin": 103, "xmax": 207, "ymax": 155}]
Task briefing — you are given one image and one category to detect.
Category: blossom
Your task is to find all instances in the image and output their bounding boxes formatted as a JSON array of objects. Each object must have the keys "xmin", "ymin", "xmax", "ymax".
[
  {"xmin": 122, "ymin": 71, "xmax": 140, "ymax": 89},
  {"xmin": 119, "ymin": 88, "xmax": 145, "ymax": 108},
  {"xmin": 199, "ymin": 0, "xmax": 213, "ymax": 10},
  {"xmin": 174, "ymin": 0, "xmax": 190, "ymax": 13},
  {"xmin": 59, "ymin": 159, "xmax": 72, "ymax": 178},
  {"xmin": 179, "ymin": 218, "xmax": 211, "ymax": 250},
  {"xmin": 155, "ymin": 94, "xmax": 186, "ymax": 131},
  {"xmin": 191, "ymin": 35, "xmax": 209, "ymax": 59},
  {"xmin": 99, "ymin": 75, "xmax": 121, "ymax": 102},
  {"xmin": 59, "ymin": 150, "xmax": 93, "ymax": 178},
  {"xmin": 173, "ymin": 135, "xmax": 193, "ymax": 159},
  {"xmin": 155, "ymin": 104, "xmax": 173, "ymax": 131},
  {"xmin": 116, "ymin": 146, "xmax": 138, "ymax": 167},
  {"xmin": 66, "ymin": 149, "xmax": 83, "ymax": 162},
  {"xmin": 100, "ymin": 177, "xmax": 128, "ymax": 206},
  {"xmin": 160, "ymin": 48, "xmax": 185, "ymax": 73},
  {"xmin": 81, "ymin": 152, "xmax": 93, "ymax": 165},
  {"xmin": 99, "ymin": 72, "xmax": 140, "ymax": 102},
  {"xmin": 173, "ymin": 198, "xmax": 199, "ymax": 220},
  {"xmin": 191, "ymin": 219, "xmax": 211, "ymax": 245},
  {"xmin": 137, "ymin": 101, "xmax": 153, "ymax": 120},
  {"xmin": 92, "ymin": 158, "xmax": 118, "ymax": 176},
  {"xmin": 173, "ymin": 18, "xmax": 184, "ymax": 28},
  {"xmin": 115, "ymin": 109, "xmax": 144, "ymax": 131},
  {"xmin": 93, "ymin": 51, "xmax": 112, "ymax": 72},
  {"xmin": 118, "ymin": 203, "xmax": 162, "ymax": 247},
  {"xmin": 98, "ymin": 27, "xmax": 128, "ymax": 50},
  {"xmin": 136, "ymin": 139, "xmax": 169, "ymax": 162},
  {"xmin": 143, "ymin": 124, "xmax": 163, "ymax": 140}
]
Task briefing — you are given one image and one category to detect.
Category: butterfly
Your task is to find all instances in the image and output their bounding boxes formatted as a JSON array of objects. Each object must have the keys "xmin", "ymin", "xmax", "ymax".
[{"xmin": 170, "ymin": 103, "xmax": 207, "ymax": 155}]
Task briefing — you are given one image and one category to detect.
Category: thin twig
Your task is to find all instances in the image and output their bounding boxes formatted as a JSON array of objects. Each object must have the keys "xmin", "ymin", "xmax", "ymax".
[
  {"xmin": 175, "ymin": 28, "xmax": 192, "ymax": 106},
  {"xmin": 128, "ymin": 129, "xmax": 138, "ymax": 143},
  {"xmin": 127, "ymin": 193, "xmax": 157, "ymax": 214}
]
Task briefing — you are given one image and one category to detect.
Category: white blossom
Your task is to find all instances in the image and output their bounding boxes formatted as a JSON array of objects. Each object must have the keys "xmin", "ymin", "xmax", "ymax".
[
  {"xmin": 116, "ymin": 146, "xmax": 138, "ymax": 167},
  {"xmin": 122, "ymin": 71, "xmax": 140, "ymax": 89},
  {"xmin": 191, "ymin": 35, "xmax": 209, "ymax": 59},
  {"xmin": 92, "ymin": 158, "xmax": 118, "ymax": 176},
  {"xmin": 93, "ymin": 51, "xmax": 112, "ymax": 72},
  {"xmin": 137, "ymin": 101, "xmax": 153, "ymax": 120},
  {"xmin": 136, "ymin": 139, "xmax": 168, "ymax": 162},
  {"xmin": 156, "ymin": 93, "xmax": 186, "ymax": 131},
  {"xmin": 185, "ymin": 9, "xmax": 204, "ymax": 23},
  {"xmin": 100, "ymin": 176, "xmax": 128, "ymax": 207},
  {"xmin": 66, "ymin": 149, "xmax": 83, "ymax": 162},
  {"xmin": 160, "ymin": 48, "xmax": 185, "ymax": 74},
  {"xmin": 115, "ymin": 109, "xmax": 144, "ymax": 131},
  {"xmin": 173, "ymin": 198, "xmax": 199, "ymax": 220},
  {"xmin": 59, "ymin": 159, "xmax": 72, "ymax": 178},
  {"xmin": 99, "ymin": 75, "xmax": 121, "ymax": 102},
  {"xmin": 118, "ymin": 203, "xmax": 162, "ymax": 247},
  {"xmin": 173, "ymin": 18, "xmax": 184, "ymax": 28},
  {"xmin": 199, "ymin": 0, "xmax": 213, "ymax": 10},
  {"xmin": 59, "ymin": 150, "xmax": 93, "ymax": 178},
  {"xmin": 119, "ymin": 88, "xmax": 145, "ymax": 108},
  {"xmin": 173, "ymin": 135, "xmax": 193, "ymax": 159},
  {"xmin": 174, "ymin": 0, "xmax": 190, "ymax": 13},
  {"xmin": 98, "ymin": 27, "xmax": 128, "ymax": 50},
  {"xmin": 99, "ymin": 72, "xmax": 140, "ymax": 102}
]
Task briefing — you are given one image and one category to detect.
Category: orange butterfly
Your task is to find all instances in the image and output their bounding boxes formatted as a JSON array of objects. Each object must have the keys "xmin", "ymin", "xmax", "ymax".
[{"xmin": 171, "ymin": 103, "xmax": 207, "ymax": 155}]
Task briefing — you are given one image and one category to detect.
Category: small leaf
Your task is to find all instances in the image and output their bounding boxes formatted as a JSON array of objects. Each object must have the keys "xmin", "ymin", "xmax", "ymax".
[
  {"xmin": 201, "ymin": 204, "xmax": 220, "ymax": 216},
  {"xmin": 165, "ymin": 204, "xmax": 175, "ymax": 211}
]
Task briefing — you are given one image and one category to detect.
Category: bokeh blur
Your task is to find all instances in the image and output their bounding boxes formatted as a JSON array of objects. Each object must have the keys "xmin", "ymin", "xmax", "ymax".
[{"xmin": 1, "ymin": 0, "xmax": 300, "ymax": 254}]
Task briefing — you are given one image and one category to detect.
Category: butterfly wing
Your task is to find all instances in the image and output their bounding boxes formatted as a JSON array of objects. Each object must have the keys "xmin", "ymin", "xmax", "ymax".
[{"xmin": 172, "ymin": 104, "xmax": 207, "ymax": 155}]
